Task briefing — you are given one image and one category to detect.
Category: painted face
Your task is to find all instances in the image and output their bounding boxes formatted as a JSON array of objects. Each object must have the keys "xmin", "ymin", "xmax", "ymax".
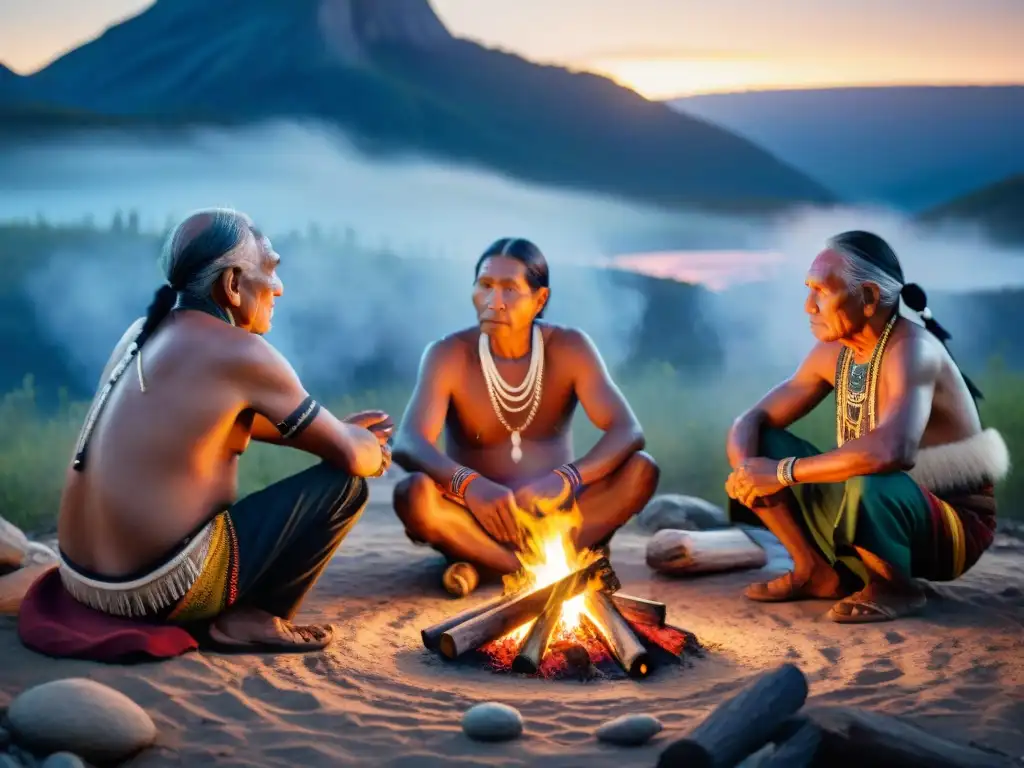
[
  {"xmin": 232, "ymin": 231, "xmax": 283, "ymax": 335},
  {"xmin": 803, "ymin": 249, "xmax": 869, "ymax": 342},
  {"xmin": 471, "ymin": 256, "xmax": 548, "ymax": 338}
]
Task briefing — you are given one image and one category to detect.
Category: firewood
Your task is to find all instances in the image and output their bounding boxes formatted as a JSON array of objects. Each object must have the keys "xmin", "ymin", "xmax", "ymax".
[
  {"xmin": 742, "ymin": 718, "xmax": 821, "ymax": 767},
  {"xmin": 609, "ymin": 593, "xmax": 666, "ymax": 626},
  {"xmin": 646, "ymin": 528, "xmax": 767, "ymax": 575},
  {"xmin": 438, "ymin": 557, "xmax": 619, "ymax": 660},
  {"xmin": 804, "ymin": 705, "xmax": 1019, "ymax": 768},
  {"xmin": 584, "ymin": 592, "xmax": 651, "ymax": 678},
  {"xmin": 421, "ymin": 592, "xmax": 517, "ymax": 650},
  {"xmin": 510, "ymin": 596, "xmax": 563, "ymax": 674},
  {"xmin": 656, "ymin": 663, "xmax": 809, "ymax": 768}
]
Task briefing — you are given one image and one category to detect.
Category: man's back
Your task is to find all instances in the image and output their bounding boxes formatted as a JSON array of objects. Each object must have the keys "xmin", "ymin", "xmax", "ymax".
[{"xmin": 58, "ymin": 312, "xmax": 253, "ymax": 577}]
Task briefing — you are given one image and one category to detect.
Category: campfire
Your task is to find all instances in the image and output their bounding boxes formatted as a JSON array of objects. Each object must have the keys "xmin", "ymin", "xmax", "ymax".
[{"xmin": 421, "ymin": 493, "xmax": 701, "ymax": 680}]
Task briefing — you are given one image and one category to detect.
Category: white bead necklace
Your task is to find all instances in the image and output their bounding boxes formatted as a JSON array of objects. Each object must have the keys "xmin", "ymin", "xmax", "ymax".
[{"xmin": 478, "ymin": 325, "xmax": 545, "ymax": 463}]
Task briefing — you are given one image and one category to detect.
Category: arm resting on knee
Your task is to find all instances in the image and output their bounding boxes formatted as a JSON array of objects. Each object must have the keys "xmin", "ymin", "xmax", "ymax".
[
  {"xmin": 567, "ymin": 329, "xmax": 645, "ymax": 486},
  {"xmin": 391, "ymin": 340, "xmax": 466, "ymax": 489},
  {"xmin": 728, "ymin": 343, "xmax": 835, "ymax": 468}
]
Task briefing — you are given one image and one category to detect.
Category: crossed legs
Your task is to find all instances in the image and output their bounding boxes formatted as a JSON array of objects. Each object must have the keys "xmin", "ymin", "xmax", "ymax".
[{"xmin": 393, "ymin": 452, "xmax": 660, "ymax": 577}]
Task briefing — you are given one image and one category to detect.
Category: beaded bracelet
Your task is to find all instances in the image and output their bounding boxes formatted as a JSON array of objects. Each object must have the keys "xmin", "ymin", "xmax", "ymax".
[
  {"xmin": 776, "ymin": 456, "xmax": 797, "ymax": 487},
  {"xmin": 553, "ymin": 462, "xmax": 583, "ymax": 495},
  {"xmin": 449, "ymin": 465, "xmax": 480, "ymax": 498}
]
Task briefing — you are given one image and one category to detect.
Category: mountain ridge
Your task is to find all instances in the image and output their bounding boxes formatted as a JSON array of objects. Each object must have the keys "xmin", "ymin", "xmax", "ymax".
[
  {"xmin": 5, "ymin": 0, "xmax": 835, "ymax": 211},
  {"xmin": 668, "ymin": 85, "xmax": 1024, "ymax": 210}
]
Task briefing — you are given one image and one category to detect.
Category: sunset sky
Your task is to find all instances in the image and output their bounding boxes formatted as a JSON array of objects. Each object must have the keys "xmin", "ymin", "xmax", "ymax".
[{"xmin": 2, "ymin": 0, "xmax": 1022, "ymax": 99}]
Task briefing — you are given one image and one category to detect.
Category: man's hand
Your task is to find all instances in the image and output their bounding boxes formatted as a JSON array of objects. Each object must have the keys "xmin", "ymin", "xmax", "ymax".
[
  {"xmin": 725, "ymin": 457, "xmax": 786, "ymax": 509},
  {"xmin": 464, "ymin": 477, "xmax": 522, "ymax": 546},
  {"xmin": 343, "ymin": 410, "xmax": 394, "ymax": 444},
  {"xmin": 514, "ymin": 472, "xmax": 572, "ymax": 516}
]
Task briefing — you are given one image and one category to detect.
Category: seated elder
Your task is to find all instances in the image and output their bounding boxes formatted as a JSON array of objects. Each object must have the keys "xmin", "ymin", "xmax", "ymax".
[
  {"xmin": 54, "ymin": 209, "xmax": 393, "ymax": 651},
  {"xmin": 726, "ymin": 230, "xmax": 1008, "ymax": 623},
  {"xmin": 391, "ymin": 237, "xmax": 659, "ymax": 593}
]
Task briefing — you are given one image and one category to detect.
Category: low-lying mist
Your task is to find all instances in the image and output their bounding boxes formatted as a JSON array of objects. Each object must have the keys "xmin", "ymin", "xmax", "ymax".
[{"xmin": 3, "ymin": 120, "xmax": 1023, "ymax": 400}]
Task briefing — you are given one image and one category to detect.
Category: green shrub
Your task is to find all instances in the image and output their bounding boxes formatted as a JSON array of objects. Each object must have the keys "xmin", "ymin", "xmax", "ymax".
[{"xmin": 1, "ymin": 366, "xmax": 1020, "ymax": 534}]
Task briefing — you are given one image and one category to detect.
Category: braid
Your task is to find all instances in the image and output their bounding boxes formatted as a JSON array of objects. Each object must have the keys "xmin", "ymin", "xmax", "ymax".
[{"xmin": 138, "ymin": 284, "xmax": 178, "ymax": 349}]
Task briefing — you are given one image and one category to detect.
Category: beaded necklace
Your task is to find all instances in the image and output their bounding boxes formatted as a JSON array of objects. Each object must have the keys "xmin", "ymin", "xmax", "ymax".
[{"xmin": 834, "ymin": 312, "xmax": 898, "ymax": 447}]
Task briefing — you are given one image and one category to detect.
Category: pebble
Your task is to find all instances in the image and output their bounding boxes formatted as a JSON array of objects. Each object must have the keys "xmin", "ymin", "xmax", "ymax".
[
  {"xmin": 638, "ymin": 495, "xmax": 727, "ymax": 533},
  {"xmin": 595, "ymin": 713, "xmax": 663, "ymax": 746},
  {"xmin": 7, "ymin": 678, "xmax": 156, "ymax": 764},
  {"xmin": 461, "ymin": 702, "xmax": 524, "ymax": 742},
  {"xmin": 40, "ymin": 754, "xmax": 86, "ymax": 768}
]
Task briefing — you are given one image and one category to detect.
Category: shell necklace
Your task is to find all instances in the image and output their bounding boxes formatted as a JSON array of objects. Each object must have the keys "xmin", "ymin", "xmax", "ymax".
[{"xmin": 478, "ymin": 325, "xmax": 544, "ymax": 463}]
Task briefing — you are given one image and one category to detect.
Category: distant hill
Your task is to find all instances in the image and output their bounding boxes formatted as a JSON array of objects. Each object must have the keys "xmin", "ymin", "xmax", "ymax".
[
  {"xmin": 0, "ymin": 63, "xmax": 26, "ymax": 103},
  {"xmin": 4, "ymin": 0, "xmax": 834, "ymax": 212},
  {"xmin": 669, "ymin": 86, "xmax": 1024, "ymax": 210},
  {"xmin": 919, "ymin": 175, "xmax": 1024, "ymax": 245}
]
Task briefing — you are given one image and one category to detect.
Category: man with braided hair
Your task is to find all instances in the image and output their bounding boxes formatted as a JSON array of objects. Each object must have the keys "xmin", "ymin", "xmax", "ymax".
[
  {"xmin": 53, "ymin": 208, "xmax": 392, "ymax": 652},
  {"xmin": 725, "ymin": 231, "xmax": 1009, "ymax": 623}
]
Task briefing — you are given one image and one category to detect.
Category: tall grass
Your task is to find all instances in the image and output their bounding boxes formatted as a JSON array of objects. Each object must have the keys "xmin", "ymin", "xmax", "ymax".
[{"xmin": 1, "ymin": 365, "xmax": 1019, "ymax": 534}]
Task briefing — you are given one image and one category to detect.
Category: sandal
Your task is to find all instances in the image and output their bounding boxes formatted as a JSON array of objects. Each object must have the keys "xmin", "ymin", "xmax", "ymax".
[
  {"xmin": 206, "ymin": 619, "xmax": 334, "ymax": 653},
  {"xmin": 744, "ymin": 571, "xmax": 846, "ymax": 603},
  {"xmin": 828, "ymin": 583, "xmax": 927, "ymax": 624}
]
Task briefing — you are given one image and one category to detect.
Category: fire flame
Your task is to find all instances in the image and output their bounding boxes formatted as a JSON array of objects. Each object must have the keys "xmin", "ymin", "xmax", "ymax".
[{"xmin": 501, "ymin": 485, "xmax": 601, "ymax": 645}]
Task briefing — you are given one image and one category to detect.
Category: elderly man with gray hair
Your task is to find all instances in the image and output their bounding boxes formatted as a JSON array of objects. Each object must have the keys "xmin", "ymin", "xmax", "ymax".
[
  {"xmin": 724, "ymin": 230, "xmax": 1009, "ymax": 623},
  {"xmin": 50, "ymin": 208, "xmax": 392, "ymax": 653}
]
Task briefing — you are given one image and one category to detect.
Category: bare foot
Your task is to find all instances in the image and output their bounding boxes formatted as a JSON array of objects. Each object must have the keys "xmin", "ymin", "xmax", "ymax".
[
  {"xmin": 744, "ymin": 568, "xmax": 846, "ymax": 603},
  {"xmin": 828, "ymin": 579, "xmax": 927, "ymax": 623},
  {"xmin": 208, "ymin": 607, "xmax": 334, "ymax": 652}
]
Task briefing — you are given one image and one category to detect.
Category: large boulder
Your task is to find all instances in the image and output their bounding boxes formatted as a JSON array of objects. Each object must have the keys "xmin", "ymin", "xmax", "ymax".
[
  {"xmin": 637, "ymin": 495, "xmax": 728, "ymax": 533},
  {"xmin": 7, "ymin": 678, "xmax": 156, "ymax": 764}
]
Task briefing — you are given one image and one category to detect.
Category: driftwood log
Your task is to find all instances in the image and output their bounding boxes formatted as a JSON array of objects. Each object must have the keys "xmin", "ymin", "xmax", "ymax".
[
  {"xmin": 609, "ymin": 593, "xmax": 666, "ymax": 626},
  {"xmin": 438, "ymin": 557, "xmax": 619, "ymax": 659},
  {"xmin": 656, "ymin": 663, "xmax": 809, "ymax": 768},
  {"xmin": 421, "ymin": 593, "xmax": 517, "ymax": 650},
  {"xmin": 584, "ymin": 592, "xmax": 651, "ymax": 678},
  {"xmin": 805, "ymin": 705, "xmax": 1019, "ymax": 768},
  {"xmin": 646, "ymin": 528, "xmax": 767, "ymax": 575},
  {"xmin": 738, "ymin": 717, "xmax": 821, "ymax": 768}
]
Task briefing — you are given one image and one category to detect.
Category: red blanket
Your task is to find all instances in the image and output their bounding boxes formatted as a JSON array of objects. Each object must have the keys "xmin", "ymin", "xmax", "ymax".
[{"xmin": 17, "ymin": 568, "xmax": 198, "ymax": 662}]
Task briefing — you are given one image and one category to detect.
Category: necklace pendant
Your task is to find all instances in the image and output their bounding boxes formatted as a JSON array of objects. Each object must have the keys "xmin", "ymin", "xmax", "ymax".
[{"xmin": 510, "ymin": 430, "xmax": 523, "ymax": 463}]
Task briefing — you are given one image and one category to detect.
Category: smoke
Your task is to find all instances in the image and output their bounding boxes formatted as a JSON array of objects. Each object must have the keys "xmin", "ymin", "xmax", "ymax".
[
  {"xmin": 5, "ymin": 121, "xmax": 1023, "ymax": 398},
  {"xmin": 704, "ymin": 204, "xmax": 1024, "ymax": 381},
  {"xmin": 4, "ymin": 121, "xmax": 744, "ymax": 391}
]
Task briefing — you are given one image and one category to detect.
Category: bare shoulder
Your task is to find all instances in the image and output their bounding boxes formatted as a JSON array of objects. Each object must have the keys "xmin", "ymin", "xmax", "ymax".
[
  {"xmin": 543, "ymin": 323, "xmax": 600, "ymax": 357},
  {"xmin": 421, "ymin": 327, "xmax": 476, "ymax": 374},
  {"xmin": 885, "ymin": 320, "xmax": 943, "ymax": 372}
]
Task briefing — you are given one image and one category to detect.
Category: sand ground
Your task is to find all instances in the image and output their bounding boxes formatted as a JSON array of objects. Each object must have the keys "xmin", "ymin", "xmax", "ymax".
[{"xmin": 1, "ymin": 478, "xmax": 1022, "ymax": 767}]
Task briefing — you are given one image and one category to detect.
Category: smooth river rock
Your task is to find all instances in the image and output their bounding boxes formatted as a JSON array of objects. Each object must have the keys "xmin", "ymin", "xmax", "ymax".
[
  {"xmin": 7, "ymin": 678, "xmax": 156, "ymax": 763},
  {"xmin": 596, "ymin": 713, "xmax": 664, "ymax": 746},
  {"xmin": 461, "ymin": 702, "xmax": 524, "ymax": 742},
  {"xmin": 637, "ymin": 495, "xmax": 728, "ymax": 533}
]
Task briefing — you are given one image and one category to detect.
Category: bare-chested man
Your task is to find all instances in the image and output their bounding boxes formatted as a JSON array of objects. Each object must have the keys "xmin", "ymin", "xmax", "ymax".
[
  {"xmin": 55, "ymin": 209, "xmax": 393, "ymax": 651},
  {"xmin": 392, "ymin": 238, "xmax": 659, "ymax": 592},
  {"xmin": 726, "ymin": 230, "xmax": 1008, "ymax": 623}
]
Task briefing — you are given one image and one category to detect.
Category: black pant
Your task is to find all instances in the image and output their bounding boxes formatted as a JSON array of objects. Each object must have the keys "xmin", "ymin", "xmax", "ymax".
[{"xmin": 228, "ymin": 463, "xmax": 368, "ymax": 620}]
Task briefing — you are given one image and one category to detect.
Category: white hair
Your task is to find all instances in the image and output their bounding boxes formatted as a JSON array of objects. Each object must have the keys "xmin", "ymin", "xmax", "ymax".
[
  {"xmin": 827, "ymin": 237, "xmax": 903, "ymax": 308},
  {"xmin": 159, "ymin": 208, "xmax": 258, "ymax": 297}
]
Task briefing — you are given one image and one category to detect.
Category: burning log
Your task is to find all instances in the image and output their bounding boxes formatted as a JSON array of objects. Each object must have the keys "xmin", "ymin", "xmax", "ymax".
[
  {"xmin": 610, "ymin": 593, "xmax": 666, "ymax": 626},
  {"xmin": 439, "ymin": 557, "xmax": 619, "ymax": 660},
  {"xmin": 421, "ymin": 593, "xmax": 517, "ymax": 651},
  {"xmin": 510, "ymin": 598, "xmax": 563, "ymax": 674},
  {"xmin": 656, "ymin": 663, "xmax": 808, "ymax": 768},
  {"xmin": 583, "ymin": 592, "xmax": 651, "ymax": 678}
]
